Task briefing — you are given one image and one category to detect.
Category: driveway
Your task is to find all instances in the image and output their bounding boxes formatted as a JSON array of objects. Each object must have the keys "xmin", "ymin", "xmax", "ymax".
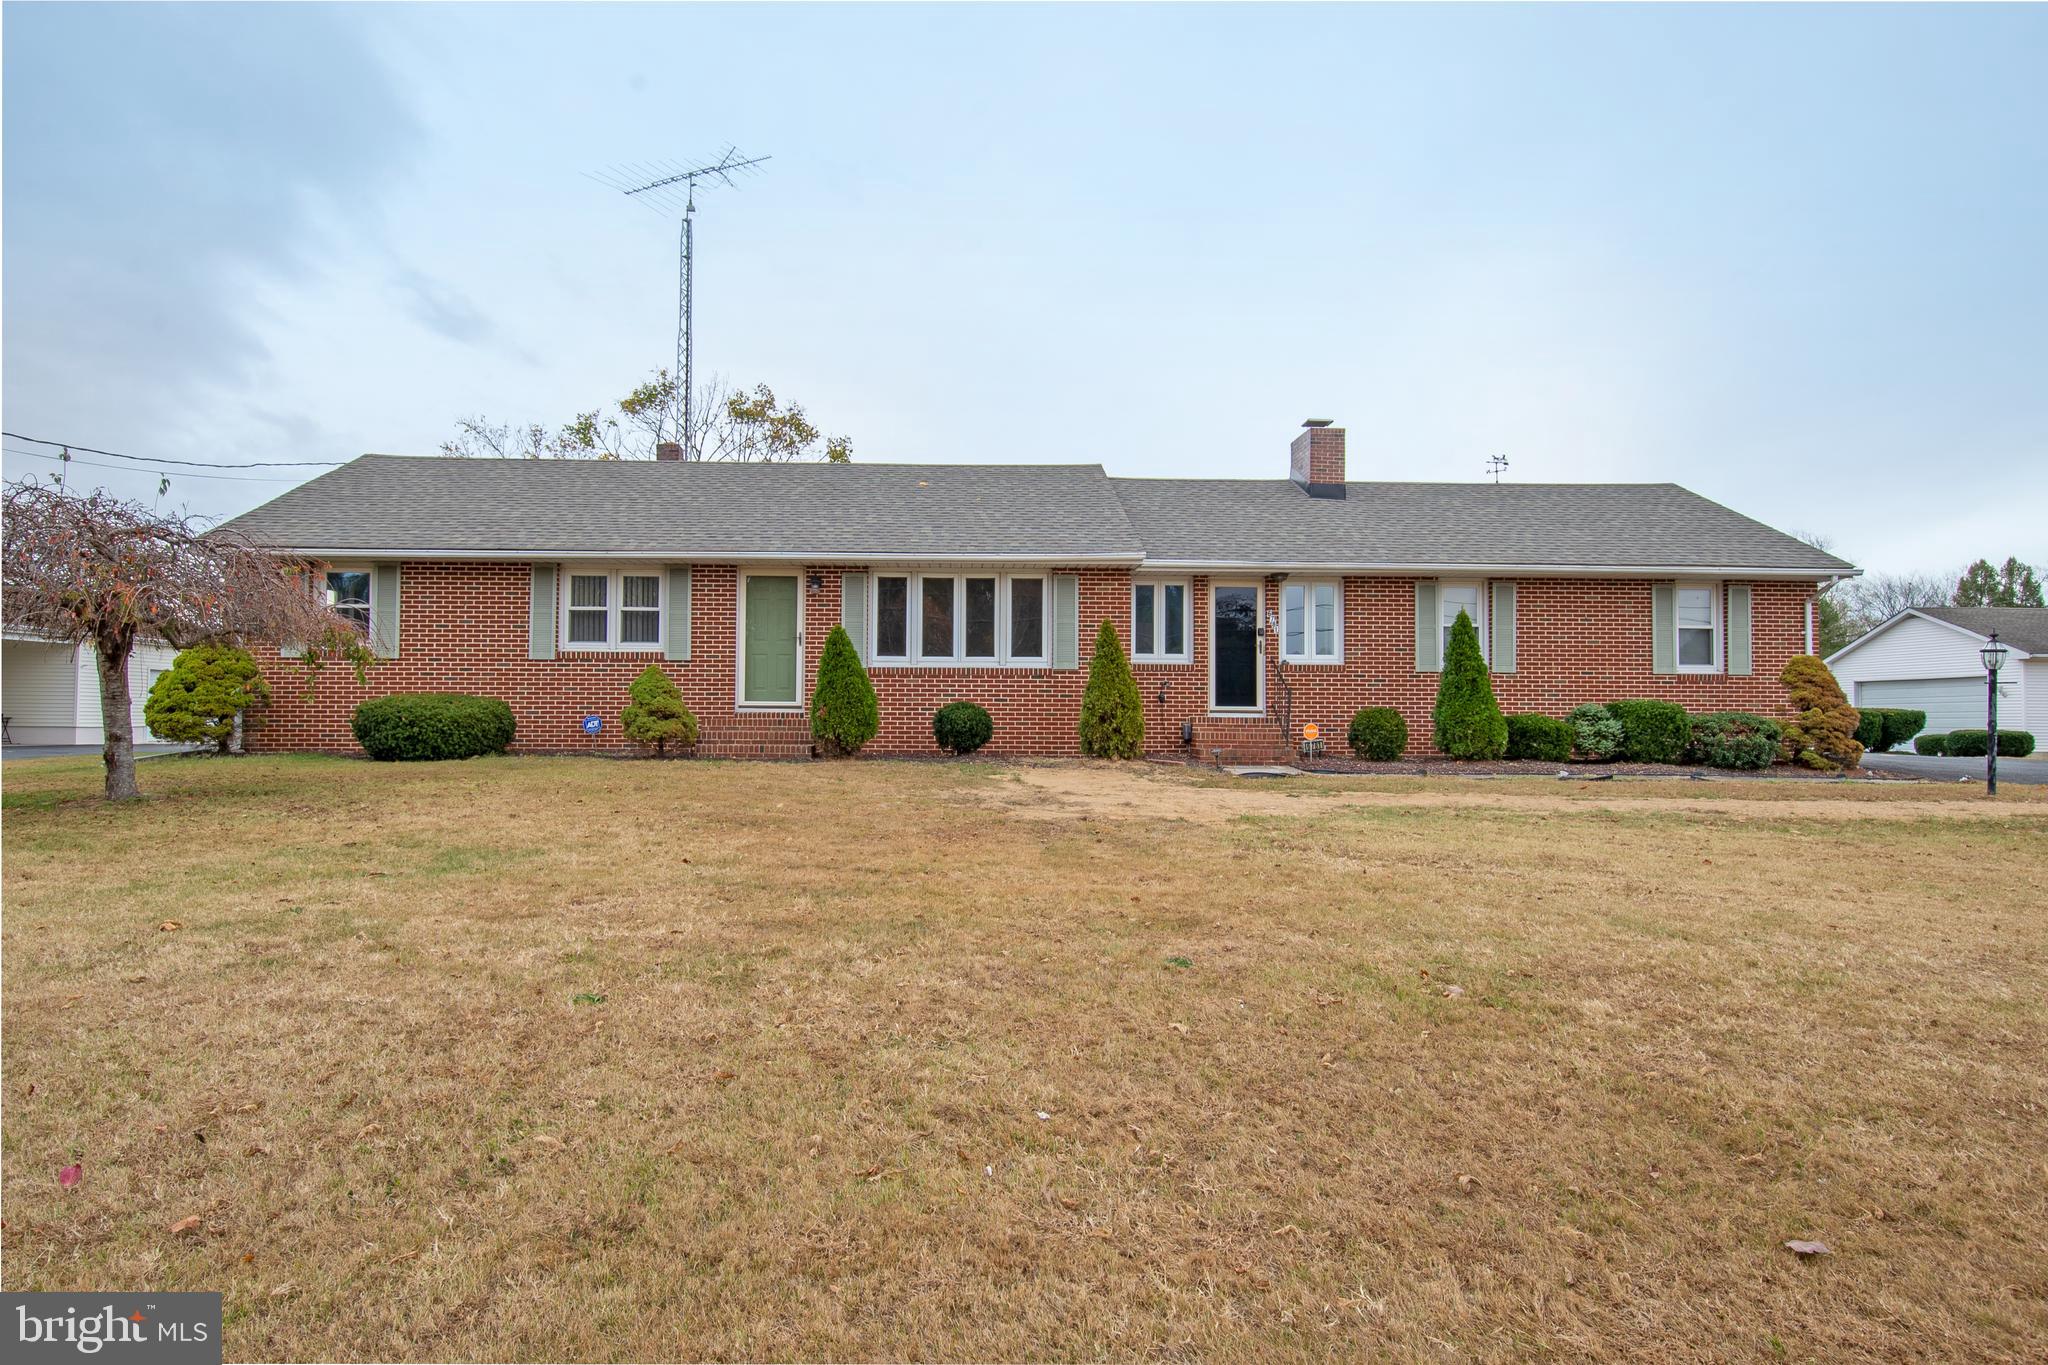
[
  {"xmin": 1862, "ymin": 751, "xmax": 2048, "ymax": 786},
  {"xmin": 2, "ymin": 743, "xmax": 193, "ymax": 762}
]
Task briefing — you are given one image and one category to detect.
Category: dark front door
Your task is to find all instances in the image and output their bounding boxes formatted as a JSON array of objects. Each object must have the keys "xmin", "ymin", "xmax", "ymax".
[{"xmin": 1212, "ymin": 584, "xmax": 1261, "ymax": 710}]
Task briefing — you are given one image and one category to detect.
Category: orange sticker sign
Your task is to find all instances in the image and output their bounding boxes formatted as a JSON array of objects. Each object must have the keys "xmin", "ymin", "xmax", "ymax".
[{"xmin": 1301, "ymin": 723, "xmax": 1321, "ymax": 741}]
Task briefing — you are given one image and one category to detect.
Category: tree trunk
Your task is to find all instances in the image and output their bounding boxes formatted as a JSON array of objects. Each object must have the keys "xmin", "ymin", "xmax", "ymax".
[{"xmin": 94, "ymin": 630, "xmax": 141, "ymax": 801}]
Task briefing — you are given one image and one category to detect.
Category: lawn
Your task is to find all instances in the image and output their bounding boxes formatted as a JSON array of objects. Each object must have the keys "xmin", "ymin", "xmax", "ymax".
[{"xmin": 3, "ymin": 754, "xmax": 2045, "ymax": 1362}]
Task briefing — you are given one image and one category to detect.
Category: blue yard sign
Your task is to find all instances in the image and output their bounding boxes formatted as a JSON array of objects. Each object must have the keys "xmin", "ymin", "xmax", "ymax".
[{"xmin": 581, "ymin": 714, "xmax": 602, "ymax": 736}]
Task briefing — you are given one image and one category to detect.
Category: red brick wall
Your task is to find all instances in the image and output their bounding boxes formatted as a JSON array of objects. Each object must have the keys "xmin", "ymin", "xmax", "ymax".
[{"xmin": 246, "ymin": 562, "xmax": 1818, "ymax": 758}]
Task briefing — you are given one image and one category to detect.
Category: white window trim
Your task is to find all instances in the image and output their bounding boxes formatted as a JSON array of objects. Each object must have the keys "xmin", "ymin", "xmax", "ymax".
[
  {"xmin": 1278, "ymin": 578, "xmax": 1343, "ymax": 664},
  {"xmin": 1439, "ymin": 580, "xmax": 1487, "ymax": 664},
  {"xmin": 868, "ymin": 571, "xmax": 1050, "ymax": 668},
  {"xmin": 1675, "ymin": 581, "xmax": 1722, "ymax": 674},
  {"xmin": 1130, "ymin": 577, "xmax": 1192, "ymax": 663},
  {"xmin": 324, "ymin": 564, "xmax": 374, "ymax": 639},
  {"xmin": 559, "ymin": 563, "xmax": 665, "ymax": 652}
]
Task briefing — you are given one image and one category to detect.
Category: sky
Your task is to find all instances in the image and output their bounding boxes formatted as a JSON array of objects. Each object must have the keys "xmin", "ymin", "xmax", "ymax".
[{"xmin": 4, "ymin": 2, "xmax": 2045, "ymax": 579}]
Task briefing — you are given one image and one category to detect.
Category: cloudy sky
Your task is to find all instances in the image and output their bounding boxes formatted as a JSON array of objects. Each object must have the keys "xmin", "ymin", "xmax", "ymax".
[{"xmin": 4, "ymin": 3, "xmax": 2044, "ymax": 577}]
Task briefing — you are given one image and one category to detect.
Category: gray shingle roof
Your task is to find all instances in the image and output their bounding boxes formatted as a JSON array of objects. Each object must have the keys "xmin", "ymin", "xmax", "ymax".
[
  {"xmin": 1916, "ymin": 607, "xmax": 2048, "ymax": 655},
  {"xmin": 216, "ymin": 455, "xmax": 1855, "ymax": 577},
  {"xmin": 1111, "ymin": 479, "xmax": 1854, "ymax": 574}
]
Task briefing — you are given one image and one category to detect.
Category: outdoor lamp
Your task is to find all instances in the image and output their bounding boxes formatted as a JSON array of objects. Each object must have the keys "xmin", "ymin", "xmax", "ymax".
[
  {"xmin": 1981, "ymin": 635, "xmax": 2009, "ymax": 675},
  {"xmin": 1981, "ymin": 631, "xmax": 2008, "ymax": 796}
]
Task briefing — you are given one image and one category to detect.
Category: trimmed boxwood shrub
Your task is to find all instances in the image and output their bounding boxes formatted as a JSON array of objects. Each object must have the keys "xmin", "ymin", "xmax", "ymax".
[
  {"xmin": 1079, "ymin": 620, "xmax": 1144, "ymax": 758},
  {"xmin": 351, "ymin": 693, "xmax": 515, "ymax": 761},
  {"xmin": 1505, "ymin": 714, "xmax": 1573, "ymax": 762},
  {"xmin": 1914, "ymin": 733, "xmax": 1948, "ymax": 756},
  {"xmin": 1944, "ymin": 729, "xmax": 2036, "ymax": 758},
  {"xmin": 1347, "ymin": 707, "xmax": 1407, "ymax": 761},
  {"xmin": 810, "ymin": 625, "xmax": 879, "ymax": 756},
  {"xmin": 1566, "ymin": 702, "xmax": 1623, "ymax": 761},
  {"xmin": 1687, "ymin": 711, "xmax": 1783, "ymax": 770},
  {"xmin": 1432, "ymin": 611, "xmax": 1507, "ymax": 759},
  {"xmin": 1855, "ymin": 707, "xmax": 1928, "ymax": 754},
  {"xmin": 932, "ymin": 701, "xmax": 994, "ymax": 755},
  {"xmin": 1606, "ymin": 699, "xmax": 1692, "ymax": 764},
  {"xmin": 622, "ymin": 664, "xmax": 698, "ymax": 756}
]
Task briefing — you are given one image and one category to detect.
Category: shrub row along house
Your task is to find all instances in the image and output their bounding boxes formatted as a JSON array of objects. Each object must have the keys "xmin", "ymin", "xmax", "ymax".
[{"xmin": 218, "ymin": 421, "xmax": 1857, "ymax": 759}]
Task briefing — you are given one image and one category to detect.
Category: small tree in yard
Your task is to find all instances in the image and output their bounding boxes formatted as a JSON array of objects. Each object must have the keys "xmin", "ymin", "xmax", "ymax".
[
  {"xmin": 2, "ymin": 479, "xmax": 370, "ymax": 800},
  {"xmin": 622, "ymin": 664, "xmax": 698, "ymax": 756},
  {"xmin": 1778, "ymin": 654, "xmax": 1863, "ymax": 770},
  {"xmin": 1432, "ymin": 610, "xmax": 1507, "ymax": 759},
  {"xmin": 810, "ymin": 625, "xmax": 878, "ymax": 756},
  {"xmin": 1078, "ymin": 620, "xmax": 1144, "ymax": 758},
  {"xmin": 142, "ymin": 644, "xmax": 270, "ymax": 754}
]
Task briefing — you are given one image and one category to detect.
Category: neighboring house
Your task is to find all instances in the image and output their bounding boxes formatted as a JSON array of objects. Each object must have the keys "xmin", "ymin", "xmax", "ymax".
[
  {"xmin": 216, "ymin": 420, "xmax": 1857, "ymax": 758},
  {"xmin": 1, "ymin": 631, "xmax": 181, "ymax": 746},
  {"xmin": 1827, "ymin": 606, "xmax": 2046, "ymax": 742}
]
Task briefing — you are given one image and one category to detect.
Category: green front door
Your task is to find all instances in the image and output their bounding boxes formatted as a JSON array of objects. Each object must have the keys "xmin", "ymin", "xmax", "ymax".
[{"xmin": 743, "ymin": 575, "xmax": 800, "ymax": 705}]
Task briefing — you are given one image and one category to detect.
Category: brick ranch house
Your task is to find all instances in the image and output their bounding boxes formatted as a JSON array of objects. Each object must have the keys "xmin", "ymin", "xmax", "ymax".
[{"xmin": 219, "ymin": 421, "xmax": 1858, "ymax": 760}]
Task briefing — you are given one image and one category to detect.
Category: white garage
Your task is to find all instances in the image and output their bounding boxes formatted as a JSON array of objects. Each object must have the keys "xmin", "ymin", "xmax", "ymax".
[
  {"xmin": 1827, "ymin": 607, "xmax": 2045, "ymax": 746},
  {"xmin": 2, "ymin": 632, "xmax": 182, "ymax": 746}
]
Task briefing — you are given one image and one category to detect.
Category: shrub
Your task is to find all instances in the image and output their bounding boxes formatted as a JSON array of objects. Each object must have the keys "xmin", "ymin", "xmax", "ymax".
[
  {"xmin": 1606, "ymin": 699, "xmax": 1693, "ymax": 764},
  {"xmin": 1778, "ymin": 655, "xmax": 1862, "ymax": 770},
  {"xmin": 1504, "ymin": 713, "xmax": 1573, "ymax": 762},
  {"xmin": 1854, "ymin": 707, "xmax": 1928, "ymax": 754},
  {"xmin": 810, "ymin": 625, "xmax": 878, "ymax": 756},
  {"xmin": 350, "ymin": 693, "xmax": 514, "ymax": 761},
  {"xmin": 1566, "ymin": 702, "xmax": 1623, "ymax": 761},
  {"xmin": 621, "ymin": 664, "xmax": 697, "ymax": 756},
  {"xmin": 142, "ymin": 644, "xmax": 270, "ymax": 754},
  {"xmin": 1432, "ymin": 610, "xmax": 1506, "ymax": 759},
  {"xmin": 1347, "ymin": 707, "xmax": 1407, "ymax": 760},
  {"xmin": 1687, "ymin": 711, "xmax": 1783, "ymax": 770},
  {"xmin": 932, "ymin": 701, "xmax": 994, "ymax": 755},
  {"xmin": 1078, "ymin": 620, "xmax": 1144, "ymax": 758},
  {"xmin": 1914, "ymin": 733, "xmax": 1948, "ymax": 756},
  {"xmin": 1943, "ymin": 729, "xmax": 2036, "ymax": 758}
]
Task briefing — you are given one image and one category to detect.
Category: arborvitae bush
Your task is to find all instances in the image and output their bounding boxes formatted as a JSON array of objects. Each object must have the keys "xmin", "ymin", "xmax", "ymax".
[
  {"xmin": 1347, "ymin": 707, "xmax": 1408, "ymax": 760},
  {"xmin": 809, "ymin": 625, "xmax": 879, "ymax": 757},
  {"xmin": 350, "ymin": 693, "xmax": 515, "ymax": 761},
  {"xmin": 932, "ymin": 701, "xmax": 994, "ymax": 755},
  {"xmin": 1566, "ymin": 703, "xmax": 1623, "ymax": 761},
  {"xmin": 1504, "ymin": 713, "xmax": 1574, "ymax": 762},
  {"xmin": 1078, "ymin": 620, "xmax": 1144, "ymax": 758},
  {"xmin": 1606, "ymin": 699, "xmax": 1693, "ymax": 764},
  {"xmin": 1431, "ymin": 611, "xmax": 1506, "ymax": 759},
  {"xmin": 1687, "ymin": 711, "xmax": 1783, "ymax": 770},
  {"xmin": 1778, "ymin": 655, "xmax": 1862, "ymax": 770},
  {"xmin": 1944, "ymin": 729, "xmax": 2036, "ymax": 758},
  {"xmin": 142, "ymin": 644, "xmax": 270, "ymax": 753},
  {"xmin": 621, "ymin": 664, "xmax": 698, "ymax": 756}
]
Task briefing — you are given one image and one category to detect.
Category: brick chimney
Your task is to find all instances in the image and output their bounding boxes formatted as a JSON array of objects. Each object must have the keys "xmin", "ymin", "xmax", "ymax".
[
  {"xmin": 1289, "ymin": 419, "xmax": 1346, "ymax": 498},
  {"xmin": 654, "ymin": 441, "xmax": 685, "ymax": 462}
]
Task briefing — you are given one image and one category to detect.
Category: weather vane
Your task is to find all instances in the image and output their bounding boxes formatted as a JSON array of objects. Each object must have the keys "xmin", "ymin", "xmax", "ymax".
[{"xmin": 1486, "ymin": 454, "xmax": 1509, "ymax": 484}]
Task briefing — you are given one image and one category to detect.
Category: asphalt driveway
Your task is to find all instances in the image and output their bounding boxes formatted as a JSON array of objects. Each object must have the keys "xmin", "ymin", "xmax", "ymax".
[{"xmin": 1862, "ymin": 751, "xmax": 2048, "ymax": 786}]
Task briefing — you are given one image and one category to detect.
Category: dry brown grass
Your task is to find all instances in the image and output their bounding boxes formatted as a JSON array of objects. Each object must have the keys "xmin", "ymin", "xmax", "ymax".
[{"xmin": 3, "ymin": 754, "xmax": 2045, "ymax": 1363}]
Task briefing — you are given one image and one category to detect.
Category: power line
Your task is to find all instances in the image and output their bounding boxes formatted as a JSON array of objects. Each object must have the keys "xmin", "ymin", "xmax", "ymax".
[
  {"xmin": 0, "ymin": 430, "xmax": 347, "ymax": 469},
  {"xmin": 2, "ymin": 446, "xmax": 303, "ymax": 483}
]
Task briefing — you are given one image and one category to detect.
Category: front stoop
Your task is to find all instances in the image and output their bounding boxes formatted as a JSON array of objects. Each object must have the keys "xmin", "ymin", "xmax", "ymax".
[
  {"xmin": 698, "ymin": 712, "xmax": 815, "ymax": 759},
  {"xmin": 1190, "ymin": 716, "xmax": 1292, "ymax": 765}
]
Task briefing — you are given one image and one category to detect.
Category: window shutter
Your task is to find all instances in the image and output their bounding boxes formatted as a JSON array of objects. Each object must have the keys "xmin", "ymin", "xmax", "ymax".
[
  {"xmin": 1726, "ymin": 584, "xmax": 1752, "ymax": 675},
  {"xmin": 1052, "ymin": 574, "xmax": 1080, "ymax": 669},
  {"xmin": 1490, "ymin": 581, "xmax": 1517, "ymax": 673},
  {"xmin": 1651, "ymin": 582, "xmax": 1676, "ymax": 675},
  {"xmin": 529, "ymin": 565, "xmax": 557, "ymax": 661},
  {"xmin": 665, "ymin": 565, "xmax": 692, "ymax": 661},
  {"xmin": 840, "ymin": 572, "xmax": 868, "ymax": 662},
  {"xmin": 1414, "ymin": 581, "xmax": 1441, "ymax": 672},
  {"xmin": 370, "ymin": 564, "xmax": 401, "ymax": 659}
]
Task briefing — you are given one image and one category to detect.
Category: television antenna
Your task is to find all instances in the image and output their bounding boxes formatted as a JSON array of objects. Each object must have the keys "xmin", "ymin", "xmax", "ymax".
[
  {"xmin": 1485, "ymin": 453, "xmax": 1509, "ymax": 484},
  {"xmin": 590, "ymin": 147, "xmax": 771, "ymax": 458}
]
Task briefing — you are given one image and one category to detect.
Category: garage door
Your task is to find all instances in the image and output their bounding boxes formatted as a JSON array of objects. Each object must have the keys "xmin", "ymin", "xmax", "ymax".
[{"xmin": 1855, "ymin": 677, "xmax": 1996, "ymax": 738}]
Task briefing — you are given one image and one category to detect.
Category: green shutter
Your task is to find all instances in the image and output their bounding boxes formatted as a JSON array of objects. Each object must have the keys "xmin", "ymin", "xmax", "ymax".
[
  {"xmin": 665, "ymin": 565, "xmax": 691, "ymax": 661},
  {"xmin": 1415, "ymin": 581, "xmax": 1441, "ymax": 672},
  {"xmin": 1490, "ymin": 581, "xmax": 1516, "ymax": 673},
  {"xmin": 370, "ymin": 564, "xmax": 401, "ymax": 659},
  {"xmin": 1052, "ymin": 574, "xmax": 1080, "ymax": 669},
  {"xmin": 1651, "ymin": 582, "xmax": 1676, "ymax": 675},
  {"xmin": 530, "ymin": 565, "xmax": 557, "ymax": 661},
  {"xmin": 1727, "ymin": 584, "xmax": 1752, "ymax": 676},
  {"xmin": 841, "ymin": 572, "xmax": 868, "ymax": 663}
]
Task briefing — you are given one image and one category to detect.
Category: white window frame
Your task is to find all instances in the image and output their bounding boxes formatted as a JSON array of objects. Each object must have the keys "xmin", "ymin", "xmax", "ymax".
[
  {"xmin": 324, "ymin": 565, "xmax": 373, "ymax": 638},
  {"xmin": 1674, "ymin": 582, "xmax": 1721, "ymax": 674},
  {"xmin": 1130, "ymin": 578, "xmax": 1191, "ymax": 663},
  {"xmin": 559, "ymin": 564, "xmax": 665, "ymax": 652},
  {"xmin": 867, "ymin": 571, "xmax": 1050, "ymax": 667},
  {"xmin": 1278, "ymin": 578, "xmax": 1342, "ymax": 664},
  {"xmin": 1439, "ymin": 580, "xmax": 1487, "ymax": 664}
]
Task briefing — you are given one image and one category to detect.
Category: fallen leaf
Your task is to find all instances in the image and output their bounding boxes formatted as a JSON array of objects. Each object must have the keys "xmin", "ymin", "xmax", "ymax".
[
  {"xmin": 356, "ymin": 1123, "xmax": 382, "ymax": 1140},
  {"xmin": 62, "ymin": 994, "xmax": 83, "ymax": 1008},
  {"xmin": 158, "ymin": 921, "xmax": 183, "ymax": 933},
  {"xmin": 57, "ymin": 1163, "xmax": 81, "ymax": 1190},
  {"xmin": 857, "ymin": 1164, "xmax": 884, "ymax": 1182},
  {"xmin": 712, "ymin": 1070, "xmax": 737, "ymax": 1084},
  {"xmin": 531, "ymin": 1134, "xmax": 563, "ymax": 1149},
  {"xmin": 1456, "ymin": 1173, "xmax": 1476, "ymax": 1192},
  {"xmin": 241, "ymin": 1253, "xmax": 255, "ymax": 1264},
  {"xmin": 1784, "ymin": 1239, "xmax": 1832, "ymax": 1258},
  {"xmin": 169, "ymin": 1216, "xmax": 203, "ymax": 1236},
  {"xmin": 1167, "ymin": 1021, "xmax": 1189, "ymax": 1034}
]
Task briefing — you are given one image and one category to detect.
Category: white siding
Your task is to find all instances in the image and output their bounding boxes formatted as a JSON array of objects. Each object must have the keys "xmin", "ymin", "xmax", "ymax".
[
  {"xmin": 3, "ymin": 639, "xmax": 84, "ymax": 742},
  {"xmin": 1831, "ymin": 613, "xmax": 2032, "ymax": 741},
  {"xmin": 2026, "ymin": 659, "xmax": 2048, "ymax": 740}
]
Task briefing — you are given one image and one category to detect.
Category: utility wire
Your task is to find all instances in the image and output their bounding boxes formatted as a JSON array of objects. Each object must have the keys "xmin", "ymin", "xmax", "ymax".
[
  {"xmin": 2, "ymin": 446, "xmax": 303, "ymax": 483},
  {"xmin": 0, "ymin": 430, "xmax": 347, "ymax": 469}
]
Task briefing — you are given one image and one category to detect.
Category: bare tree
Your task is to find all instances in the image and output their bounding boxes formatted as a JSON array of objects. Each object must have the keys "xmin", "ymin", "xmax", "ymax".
[
  {"xmin": 1840, "ymin": 570, "xmax": 1953, "ymax": 633},
  {"xmin": 2, "ymin": 479, "xmax": 372, "ymax": 801},
  {"xmin": 442, "ymin": 371, "xmax": 851, "ymax": 463}
]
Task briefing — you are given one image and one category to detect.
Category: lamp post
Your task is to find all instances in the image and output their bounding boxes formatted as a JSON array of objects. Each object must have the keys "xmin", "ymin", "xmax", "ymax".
[{"xmin": 1980, "ymin": 631, "xmax": 2009, "ymax": 796}]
